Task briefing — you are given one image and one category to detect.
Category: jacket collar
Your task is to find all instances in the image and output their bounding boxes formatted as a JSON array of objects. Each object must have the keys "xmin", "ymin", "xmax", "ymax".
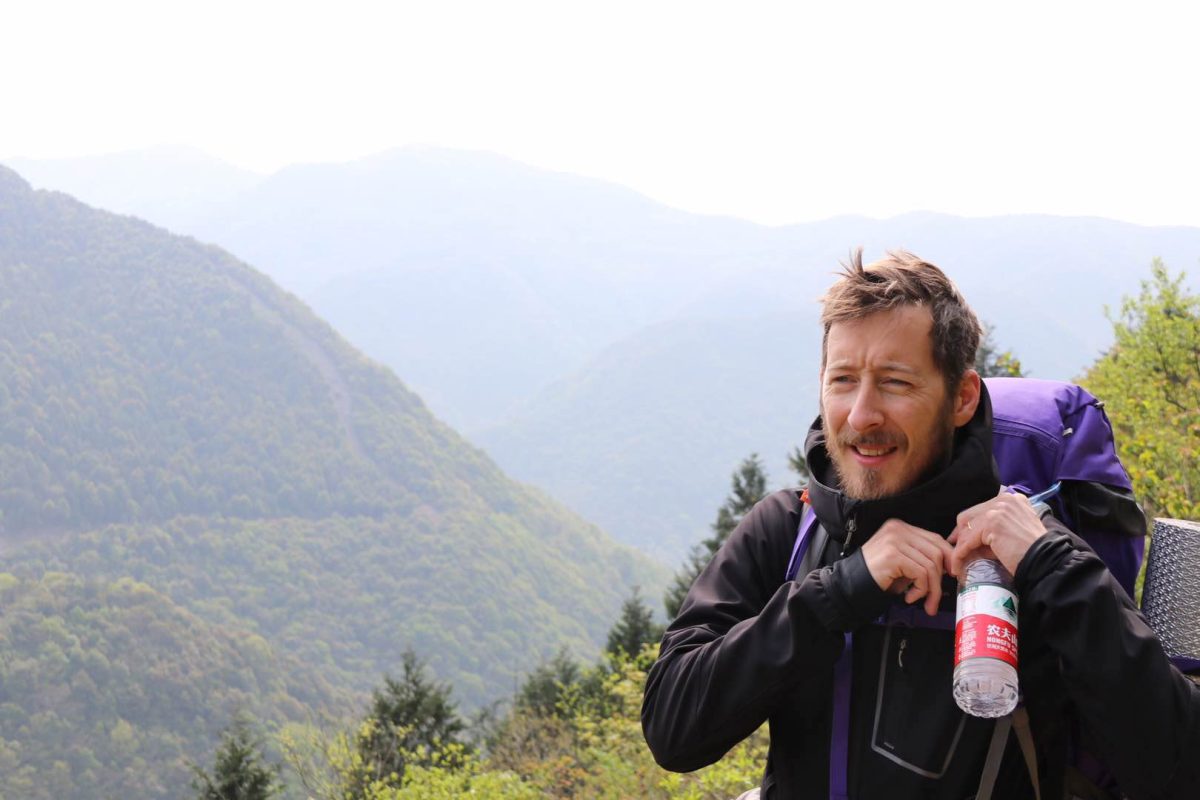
[{"xmin": 804, "ymin": 382, "xmax": 1001, "ymax": 552}]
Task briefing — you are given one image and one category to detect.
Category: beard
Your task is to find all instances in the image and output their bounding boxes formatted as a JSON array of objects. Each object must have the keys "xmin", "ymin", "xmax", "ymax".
[{"xmin": 822, "ymin": 398, "xmax": 957, "ymax": 501}]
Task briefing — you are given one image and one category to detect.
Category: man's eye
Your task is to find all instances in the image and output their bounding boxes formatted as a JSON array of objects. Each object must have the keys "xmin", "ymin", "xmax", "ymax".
[{"xmin": 884, "ymin": 378, "xmax": 911, "ymax": 388}]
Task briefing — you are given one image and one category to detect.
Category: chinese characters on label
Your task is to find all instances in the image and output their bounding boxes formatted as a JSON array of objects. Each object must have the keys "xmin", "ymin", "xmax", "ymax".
[{"xmin": 955, "ymin": 584, "xmax": 1019, "ymax": 668}]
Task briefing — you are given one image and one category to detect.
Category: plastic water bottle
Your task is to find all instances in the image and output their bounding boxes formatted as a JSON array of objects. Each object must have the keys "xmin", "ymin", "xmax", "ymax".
[{"xmin": 952, "ymin": 555, "xmax": 1019, "ymax": 717}]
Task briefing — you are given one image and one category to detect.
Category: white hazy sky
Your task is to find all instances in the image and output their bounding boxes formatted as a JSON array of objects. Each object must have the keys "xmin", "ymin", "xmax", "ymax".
[{"xmin": 4, "ymin": 0, "xmax": 1199, "ymax": 226}]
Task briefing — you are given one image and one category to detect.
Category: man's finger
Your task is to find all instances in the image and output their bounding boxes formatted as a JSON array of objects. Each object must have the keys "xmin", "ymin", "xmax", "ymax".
[
  {"xmin": 950, "ymin": 518, "xmax": 986, "ymax": 576},
  {"xmin": 896, "ymin": 533, "xmax": 950, "ymax": 614},
  {"xmin": 954, "ymin": 488, "xmax": 1009, "ymax": 533},
  {"xmin": 892, "ymin": 544, "xmax": 944, "ymax": 615},
  {"xmin": 913, "ymin": 540, "xmax": 945, "ymax": 615}
]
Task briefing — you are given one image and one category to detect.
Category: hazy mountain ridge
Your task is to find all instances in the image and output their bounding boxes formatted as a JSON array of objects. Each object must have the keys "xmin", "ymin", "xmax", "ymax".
[
  {"xmin": 475, "ymin": 214, "xmax": 1200, "ymax": 558},
  {"xmin": 5, "ymin": 148, "xmax": 773, "ymax": 430},
  {"xmin": 7, "ymin": 145, "xmax": 262, "ymax": 234},
  {"xmin": 0, "ymin": 165, "xmax": 664, "ymax": 797},
  {"xmin": 10, "ymin": 150, "xmax": 1200, "ymax": 564},
  {"xmin": 474, "ymin": 311, "xmax": 821, "ymax": 560}
]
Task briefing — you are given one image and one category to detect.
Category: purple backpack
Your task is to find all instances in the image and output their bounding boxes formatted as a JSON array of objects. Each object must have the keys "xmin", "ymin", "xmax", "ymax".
[
  {"xmin": 987, "ymin": 377, "xmax": 1145, "ymax": 595},
  {"xmin": 785, "ymin": 378, "xmax": 1149, "ymax": 800}
]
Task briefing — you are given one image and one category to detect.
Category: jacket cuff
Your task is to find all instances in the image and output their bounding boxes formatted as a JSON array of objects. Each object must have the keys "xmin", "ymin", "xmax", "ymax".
[
  {"xmin": 1014, "ymin": 526, "xmax": 1075, "ymax": 594},
  {"xmin": 799, "ymin": 549, "xmax": 892, "ymax": 632}
]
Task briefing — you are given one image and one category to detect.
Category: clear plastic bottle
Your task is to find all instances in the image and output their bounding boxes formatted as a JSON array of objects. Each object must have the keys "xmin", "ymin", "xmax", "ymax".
[{"xmin": 952, "ymin": 555, "xmax": 1019, "ymax": 718}]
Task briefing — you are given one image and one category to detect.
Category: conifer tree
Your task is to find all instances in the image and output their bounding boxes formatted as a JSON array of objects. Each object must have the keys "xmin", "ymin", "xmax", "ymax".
[
  {"xmin": 606, "ymin": 586, "xmax": 664, "ymax": 659},
  {"xmin": 191, "ymin": 716, "xmax": 280, "ymax": 800},
  {"xmin": 976, "ymin": 322, "xmax": 1026, "ymax": 378},
  {"xmin": 787, "ymin": 446, "xmax": 810, "ymax": 484},
  {"xmin": 664, "ymin": 454, "xmax": 768, "ymax": 620},
  {"xmin": 355, "ymin": 649, "xmax": 468, "ymax": 786},
  {"xmin": 515, "ymin": 648, "xmax": 583, "ymax": 718}
]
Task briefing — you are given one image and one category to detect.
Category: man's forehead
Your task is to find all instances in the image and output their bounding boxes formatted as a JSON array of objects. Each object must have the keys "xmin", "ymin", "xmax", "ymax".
[{"xmin": 824, "ymin": 306, "xmax": 937, "ymax": 369}]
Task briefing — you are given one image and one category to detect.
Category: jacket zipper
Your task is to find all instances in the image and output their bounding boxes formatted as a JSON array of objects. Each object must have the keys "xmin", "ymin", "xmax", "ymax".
[{"xmin": 842, "ymin": 516, "xmax": 857, "ymax": 556}]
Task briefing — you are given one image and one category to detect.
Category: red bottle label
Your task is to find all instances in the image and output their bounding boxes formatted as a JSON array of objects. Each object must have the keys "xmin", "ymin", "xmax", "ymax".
[{"xmin": 954, "ymin": 584, "xmax": 1019, "ymax": 668}]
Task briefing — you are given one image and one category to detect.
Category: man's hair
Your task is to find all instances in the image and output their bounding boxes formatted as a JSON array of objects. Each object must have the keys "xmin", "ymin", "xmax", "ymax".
[{"xmin": 820, "ymin": 248, "xmax": 982, "ymax": 392}]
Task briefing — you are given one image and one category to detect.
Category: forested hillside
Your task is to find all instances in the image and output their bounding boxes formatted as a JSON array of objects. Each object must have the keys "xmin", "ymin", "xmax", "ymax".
[
  {"xmin": 0, "ymin": 572, "xmax": 348, "ymax": 798},
  {"xmin": 0, "ymin": 165, "xmax": 664, "ymax": 798}
]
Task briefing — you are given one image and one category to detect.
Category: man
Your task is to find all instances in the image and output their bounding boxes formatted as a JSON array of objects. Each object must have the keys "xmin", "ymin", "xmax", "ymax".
[{"xmin": 641, "ymin": 251, "xmax": 1199, "ymax": 799}]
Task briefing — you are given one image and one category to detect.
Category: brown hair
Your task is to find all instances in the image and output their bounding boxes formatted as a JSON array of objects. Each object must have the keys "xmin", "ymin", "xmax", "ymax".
[{"xmin": 820, "ymin": 248, "xmax": 982, "ymax": 392}]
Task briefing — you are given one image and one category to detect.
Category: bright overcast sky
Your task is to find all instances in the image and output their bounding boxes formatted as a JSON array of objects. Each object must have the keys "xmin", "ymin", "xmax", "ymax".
[{"xmin": 4, "ymin": 0, "xmax": 1199, "ymax": 226}]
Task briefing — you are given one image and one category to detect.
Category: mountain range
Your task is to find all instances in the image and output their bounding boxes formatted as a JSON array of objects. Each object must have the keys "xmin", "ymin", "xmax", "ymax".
[
  {"xmin": 0, "ymin": 164, "xmax": 662, "ymax": 798},
  {"xmin": 12, "ymin": 147, "xmax": 1200, "ymax": 561}
]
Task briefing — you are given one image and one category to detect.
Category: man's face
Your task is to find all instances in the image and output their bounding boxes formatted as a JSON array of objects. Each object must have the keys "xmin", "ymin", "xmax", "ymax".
[{"xmin": 820, "ymin": 305, "xmax": 973, "ymax": 500}]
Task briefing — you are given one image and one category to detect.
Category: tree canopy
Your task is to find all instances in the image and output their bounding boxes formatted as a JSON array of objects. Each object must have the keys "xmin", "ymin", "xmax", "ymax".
[
  {"xmin": 191, "ymin": 716, "xmax": 281, "ymax": 800},
  {"xmin": 606, "ymin": 587, "xmax": 664, "ymax": 660},
  {"xmin": 1082, "ymin": 259, "xmax": 1200, "ymax": 520},
  {"xmin": 353, "ymin": 650, "xmax": 468, "ymax": 791}
]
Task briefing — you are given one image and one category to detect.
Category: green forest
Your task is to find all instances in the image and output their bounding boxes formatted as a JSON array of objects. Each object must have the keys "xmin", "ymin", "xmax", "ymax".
[
  {"xmin": 2, "ymin": 160, "xmax": 1199, "ymax": 798},
  {"xmin": 0, "ymin": 167, "xmax": 665, "ymax": 798}
]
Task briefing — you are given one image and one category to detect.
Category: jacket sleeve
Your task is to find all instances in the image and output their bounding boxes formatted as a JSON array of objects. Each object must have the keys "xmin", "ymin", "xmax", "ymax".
[
  {"xmin": 1015, "ymin": 522, "xmax": 1200, "ymax": 799},
  {"xmin": 641, "ymin": 491, "xmax": 890, "ymax": 772}
]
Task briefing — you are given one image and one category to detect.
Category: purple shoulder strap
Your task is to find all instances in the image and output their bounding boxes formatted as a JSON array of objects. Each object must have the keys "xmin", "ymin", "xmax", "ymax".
[{"xmin": 786, "ymin": 504, "xmax": 820, "ymax": 582}]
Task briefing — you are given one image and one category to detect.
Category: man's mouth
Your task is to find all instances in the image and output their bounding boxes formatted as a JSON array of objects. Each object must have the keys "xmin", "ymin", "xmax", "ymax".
[
  {"xmin": 845, "ymin": 439, "xmax": 901, "ymax": 466},
  {"xmin": 853, "ymin": 445, "xmax": 897, "ymax": 458}
]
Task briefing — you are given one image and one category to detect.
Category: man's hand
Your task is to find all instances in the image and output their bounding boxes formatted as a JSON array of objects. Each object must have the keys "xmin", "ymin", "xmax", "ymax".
[
  {"xmin": 860, "ymin": 519, "xmax": 955, "ymax": 616},
  {"xmin": 949, "ymin": 490, "xmax": 1047, "ymax": 578}
]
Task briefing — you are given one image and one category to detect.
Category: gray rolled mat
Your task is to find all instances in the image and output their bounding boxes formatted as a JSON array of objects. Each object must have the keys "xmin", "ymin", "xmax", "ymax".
[{"xmin": 1142, "ymin": 518, "xmax": 1200, "ymax": 660}]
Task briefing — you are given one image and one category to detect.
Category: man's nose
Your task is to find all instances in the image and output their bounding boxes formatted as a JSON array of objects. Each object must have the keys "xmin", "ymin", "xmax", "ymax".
[{"xmin": 846, "ymin": 385, "xmax": 885, "ymax": 432}]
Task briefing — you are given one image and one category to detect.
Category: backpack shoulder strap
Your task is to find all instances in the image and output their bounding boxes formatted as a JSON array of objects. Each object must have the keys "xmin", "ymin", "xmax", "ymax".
[{"xmin": 785, "ymin": 500, "xmax": 827, "ymax": 582}]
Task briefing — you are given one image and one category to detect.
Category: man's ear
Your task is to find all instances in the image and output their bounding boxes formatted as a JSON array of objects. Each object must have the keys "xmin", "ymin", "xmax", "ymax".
[{"xmin": 952, "ymin": 369, "xmax": 982, "ymax": 427}]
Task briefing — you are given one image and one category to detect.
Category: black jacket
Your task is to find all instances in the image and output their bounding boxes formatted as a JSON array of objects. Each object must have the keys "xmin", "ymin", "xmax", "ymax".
[{"xmin": 642, "ymin": 394, "xmax": 1200, "ymax": 799}]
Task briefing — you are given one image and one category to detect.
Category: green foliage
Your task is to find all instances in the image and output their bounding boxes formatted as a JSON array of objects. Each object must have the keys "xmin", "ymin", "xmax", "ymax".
[
  {"xmin": 278, "ymin": 646, "xmax": 765, "ymax": 799},
  {"xmin": 606, "ymin": 587, "xmax": 664, "ymax": 660},
  {"xmin": 368, "ymin": 745, "xmax": 540, "ymax": 800},
  {"xmin": 353, "ymin": 651, "xmax": 468, "ymax": 791},
  {"xmin": 16, "ymin": 512, "xmax": 655, "ymax": 711},
  {"xmin": 191, "ymin": 716, "xmax": 282, "ymax": 800},
  {"xmin": 976, "ymin": 322, "xmax": 1027, "ymax": 378},
  {"xmin": 515, "ymin": 650, "xmax": 594, "ymax": 720},
  {"xmin": 0, "ymin": 573, "xmax": 339, "ymax": 800},
  {"xmin": 1081, "ymin": 259, "xmax": 1200, "ymax": 521},
  {"xmin": 665, "ymin": 455, "xmax": 768, "ymax": 619},
  {"xmin": 463, "ymin": 648, "xmax": 766, "ymax": 798}
]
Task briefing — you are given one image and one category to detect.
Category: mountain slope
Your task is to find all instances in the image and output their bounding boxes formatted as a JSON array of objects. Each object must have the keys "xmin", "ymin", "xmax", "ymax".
[
  {"xmin": 4, "ymin": 147, "xmax": 772, "ymax": 430},
  {"xmin": 475, "ymin": 312, "xmax": 821, "ymax": 561},
  {"xmin": 0, "ymin": 572, "xmax": 345, "ymax": 800},
  {"xmin": 210, "ymin": 148, "xmax": 771, "ymax": 430},
  {"xmin": 0, "ymin": 165, "xmax": 664, "ymax": 796}
]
